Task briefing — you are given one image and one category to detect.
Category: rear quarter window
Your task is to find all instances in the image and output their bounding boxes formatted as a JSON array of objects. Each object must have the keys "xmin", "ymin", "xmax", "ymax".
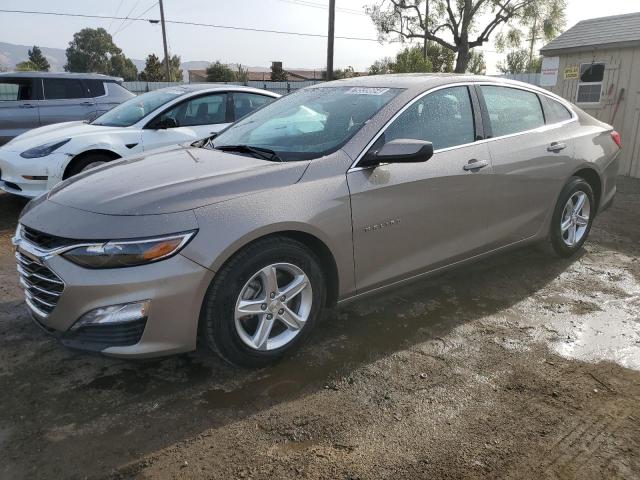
[
  {"xmin": 0, "ymin": 78, "xmax": 36, "ymax": 101},
  {"xmin": 541, "ymin": 96, "xmax": 573, "ymax": 124},
  {"xmin": 480, "ymin": 85, "xmax": 545, "ymax": 137}
]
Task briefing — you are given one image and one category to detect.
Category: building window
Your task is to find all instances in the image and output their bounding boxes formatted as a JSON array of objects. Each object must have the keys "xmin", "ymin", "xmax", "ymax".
[{"xmin": 576, "ymin": 63, "xmax": 605, "ymax": 104}]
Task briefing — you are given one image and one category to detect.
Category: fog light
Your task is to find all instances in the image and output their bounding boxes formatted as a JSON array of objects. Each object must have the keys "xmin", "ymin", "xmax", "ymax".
[{"xmin": 71, "ymin": 300, "xmax": 150, "ymax": 331}]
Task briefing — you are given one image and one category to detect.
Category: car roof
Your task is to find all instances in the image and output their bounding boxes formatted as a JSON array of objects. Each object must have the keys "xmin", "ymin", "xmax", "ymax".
[
  {"xmin": 0, "ymin": 71, "xmax": 124, "ymax": 81},
  {"xmin": 312, "ymin": 73, "xmax": 551, "ymax": 96},
  {"xmin": 154, "ymin": 83, "xmax": 281, "ymax": 97}
]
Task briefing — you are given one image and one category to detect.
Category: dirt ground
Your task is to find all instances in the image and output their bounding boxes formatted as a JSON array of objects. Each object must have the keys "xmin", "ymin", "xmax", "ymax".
[{"xmin": 1, "ymin": 178, "xmax": 639, "ymax": 480}]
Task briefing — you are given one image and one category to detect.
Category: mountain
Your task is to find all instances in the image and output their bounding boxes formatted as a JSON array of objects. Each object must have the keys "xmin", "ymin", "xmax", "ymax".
[{"xmin": 0, "ymin": 41, "xmax": 271, "ymax": 78}]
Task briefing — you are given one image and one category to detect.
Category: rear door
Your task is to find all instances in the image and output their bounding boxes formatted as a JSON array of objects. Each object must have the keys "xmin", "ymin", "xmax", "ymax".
[
  {"xmin": 0, "ymin": 77, "xmax": 41, "ymax": 144},
  {"xmin": 347, "ymin": 85, "xmax": 493, "ymax": 293},
  {"xmin": 477, "ymin": 85, "xmax": 575, "ymax": 248},
  {"xmin": 141, "ymin": 92, "xmax": 230, "ymax": 150},
  {"xmin": 39, "ymin": 78, "xmax": 97, "ymax": 125}
]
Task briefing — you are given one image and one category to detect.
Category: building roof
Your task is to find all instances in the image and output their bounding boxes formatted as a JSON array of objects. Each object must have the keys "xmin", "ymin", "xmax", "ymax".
[
  {"xmin": 0, "ymin": 71, "xmax": 123, "ymax": 81},
  {"xmin": 541, "ymin": 12, "xmax": 640, "ymax": 55}
]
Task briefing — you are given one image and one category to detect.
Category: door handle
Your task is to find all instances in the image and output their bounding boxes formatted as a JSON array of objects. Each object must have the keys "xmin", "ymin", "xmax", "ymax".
[
  {"xmin": 81, "ymin": 101, "xmax": 94, "ymax": 106},
  {"xmin": 463, "ymin": 159, "xmax": 489, "ymax": 171},
  {"xmin": 547, "ymin": 142, "xmax": 567, "ymax": 152},
  {"xmin": 19, "ymin": 104, "xmax": 36, "ymax": 109}
]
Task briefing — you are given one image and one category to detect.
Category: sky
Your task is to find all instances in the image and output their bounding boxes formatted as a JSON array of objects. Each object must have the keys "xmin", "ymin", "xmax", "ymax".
[{"xmin": 0, "ymin": 0, "xmax": 639, "ymax": 74}]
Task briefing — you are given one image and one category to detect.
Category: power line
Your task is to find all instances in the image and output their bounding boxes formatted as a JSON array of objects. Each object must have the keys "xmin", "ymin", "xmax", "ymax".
[
  {"xmin": 114, "ymin": 1, "xmax": 158, "ymax": 36},
  {"xmin": 112, "ymin": 0, "xmax": 143, "ymax": 36},
  {"xmin": 0, "ymin": 8, "xmax": 380, "ymax": 42},
  {"xmin": 107, "ymin": 0, "xmax": 125, "ymax": 33},
  {"xmin": 275, "ymin": 0, "xmax": 366, "ymax": 16}
]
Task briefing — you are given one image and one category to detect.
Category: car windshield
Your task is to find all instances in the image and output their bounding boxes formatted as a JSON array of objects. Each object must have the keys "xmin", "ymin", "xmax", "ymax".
[
  {"xmin": 91, "ymin": 89, "xmax": 185, "ymax": 127},
  {"xmin": 211, "ymin": 86, "xmax": 402, "ymax": 161}
]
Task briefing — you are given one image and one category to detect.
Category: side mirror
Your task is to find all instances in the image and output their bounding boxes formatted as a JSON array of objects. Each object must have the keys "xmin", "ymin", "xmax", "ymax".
[
  {"xmin": 360, "ymin": 139, "xmax": 434, "ymax": 167},
  {"xmin": 155, "ymin": 117, "xmax": 178, "ymax": 129}
]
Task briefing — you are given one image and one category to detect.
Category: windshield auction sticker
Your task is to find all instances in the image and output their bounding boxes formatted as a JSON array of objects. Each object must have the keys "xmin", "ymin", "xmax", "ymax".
[{"xmin": 345, "ymin": 87, "xmax": 391, "ymax": 95}]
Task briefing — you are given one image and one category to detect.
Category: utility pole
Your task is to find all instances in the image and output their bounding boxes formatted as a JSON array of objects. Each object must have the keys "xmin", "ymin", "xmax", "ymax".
[
  {"xmin": 159, "ymin": 0, "xmax": 171, "ymax": 82},
  {"xmin": 326, "ymin": 0, "xmax": 335, "ymax": 81},
  {"xmin": 423, "ymin": 0, "xmax": 429, "ymax": 60}
]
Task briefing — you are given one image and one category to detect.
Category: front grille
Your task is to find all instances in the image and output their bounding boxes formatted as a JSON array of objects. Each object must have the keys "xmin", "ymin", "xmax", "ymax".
[
  {"xmin": 21, "ymin": 226, "xmax": 75, "ymax": 250},
  {"xmin": 63, "ymin": 319, "xmax": 147, "ymax": 348},
  {"xmin": 16, "ymin": 251, "xmax": 64, "ymax": 317}
]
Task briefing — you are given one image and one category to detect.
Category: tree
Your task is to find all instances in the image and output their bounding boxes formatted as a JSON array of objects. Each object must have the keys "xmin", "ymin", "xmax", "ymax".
[
  {"xmin": 496, "ymin": 0, "xmax": 565, "ymax": 68},
  {"xmin": 109, "ymin": 54, "xmax": 138, "ymax": 81},
  {"xmin": 467, "ymin": 51, "xmax": 486, "ymax": 74},
  {"xmin": 366, "ymin": 0, "xmax": 563, "ymax": 73},
  {"xmin": 65, "ymin": 28, "xmax": 137, "ymax": 79},
  {"xmin": 369, "ymin": 57, "xmax": 394, "ymax": 75},
  {"xmin": 427, "ymin": 43, "xmax": 455, "ymax": 72},
  {"xmin": 15, "ymin": 61, "xmax": 38, "ymax": 71},
  {"xmin": 65, "ymin": 28, "xmax": 120, "ymax": 73},
  {"xmin": 140, "ymin": 54, "xmax": 164, "ymax": 81},
  {"xmin": 393, "ymin": 45, "xmax": 432, "ymax": 72},
  {"xmin": 334, "ymin": 66, "xmax": 357, "ymax": 79},
  {"xmin": 166, "ymin": 55, "xmax": 183, "ymax": 82},
  {"xmin": 27, "ymin": 46, "xmax": 50, "ymax": 71},
  {"xmin": 206, "ymin": 61, "xmax": 236, "ymax": 82},
  {"xmin": 270, "ymin": 61, "xmax": 288, "ymax": 81},
  {"xmin": 497, "ymin": 49, "xmax": 529, "ymax": 73},
  {"xmin": 236, "ymin": 64, "xmax": 249, "ymax": 83},
  {"xmin": 142, "ymin": 54, "xmax": 183, "ymax": 82}
]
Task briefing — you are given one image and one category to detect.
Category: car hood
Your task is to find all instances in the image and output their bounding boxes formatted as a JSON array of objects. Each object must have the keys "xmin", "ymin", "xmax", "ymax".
[
  {"xmin": 1, "ymin": 121, "xmax": 131, "ymax": 152},
  {"xmin": 46, "ymin": 145, "xmax": 309, "ymax": 215}
]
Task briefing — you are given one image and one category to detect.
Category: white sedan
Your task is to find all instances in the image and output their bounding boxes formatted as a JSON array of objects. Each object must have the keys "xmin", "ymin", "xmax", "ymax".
[{"xmin": 0, "ymin": 84, "xmax": 279, "ymax": 198}]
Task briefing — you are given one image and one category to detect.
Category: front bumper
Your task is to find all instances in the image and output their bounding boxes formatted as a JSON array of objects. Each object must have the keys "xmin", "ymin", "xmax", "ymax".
[
  {"xmin": 0, "ymin": 149, "xmax": 68, "ymax": 198},
  {"xmin": 14, "ymin": 238, "xmax": 214, "ymax": 358}
]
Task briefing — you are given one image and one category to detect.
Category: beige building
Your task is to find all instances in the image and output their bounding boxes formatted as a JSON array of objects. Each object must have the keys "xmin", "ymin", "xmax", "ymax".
[{"xmin": 540, "ymin": 12, "xmax": 640, "ymax": 178}]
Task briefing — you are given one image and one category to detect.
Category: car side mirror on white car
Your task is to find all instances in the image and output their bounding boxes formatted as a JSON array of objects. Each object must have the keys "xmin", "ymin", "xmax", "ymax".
[
  {"xmin": 155, "ymin": 117, "xmax": 179, "ymax": 130},
  {"xmin": 360, "ymin": 139, "xmax": 434, "ymax": 168}
]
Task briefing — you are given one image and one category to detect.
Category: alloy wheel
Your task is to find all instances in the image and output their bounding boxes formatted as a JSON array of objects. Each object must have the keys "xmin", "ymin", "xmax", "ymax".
[
  {"xmin": 560, "ymin": 191, "xmax": 590, "ymax": 247},
  {"xmin": 234, "ymin": 263, "xmax": 313, "ymax": 351}
]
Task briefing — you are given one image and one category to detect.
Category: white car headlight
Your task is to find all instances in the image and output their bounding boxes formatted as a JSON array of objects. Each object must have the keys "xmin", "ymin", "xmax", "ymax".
[{"xmin": 20, "ymin": 138, "xmax": 71, "ymax": 158}]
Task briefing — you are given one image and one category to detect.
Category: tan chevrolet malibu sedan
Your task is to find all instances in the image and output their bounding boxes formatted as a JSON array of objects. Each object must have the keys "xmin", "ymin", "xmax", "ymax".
[{"xmin": 13, "ymin": 75, "xmax": 621, "ymax": 366}]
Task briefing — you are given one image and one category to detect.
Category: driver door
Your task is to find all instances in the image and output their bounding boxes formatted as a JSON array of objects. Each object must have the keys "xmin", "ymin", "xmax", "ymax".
[
  {"xmin": 346, "ymin": 85, "xmax": 494, "ymax": 293},
  {"xmin": 141, "ymin": 92, "xmax": 231, "ymax": 151}
]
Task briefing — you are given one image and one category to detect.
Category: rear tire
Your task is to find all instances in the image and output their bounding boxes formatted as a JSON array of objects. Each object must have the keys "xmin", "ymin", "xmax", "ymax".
[
  {"xmin": 547, "ymin": 176, "xmax": 595, "ymax": 258},
  {"xmin": 199, "ymin": 237, "xmax": 326, "ymax": 367}
]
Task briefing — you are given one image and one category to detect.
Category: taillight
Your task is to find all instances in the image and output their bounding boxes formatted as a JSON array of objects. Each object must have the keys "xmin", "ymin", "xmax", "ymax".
[{"xmin": 611, "ymin": 131, "xmax": 622, "ymax": 149}]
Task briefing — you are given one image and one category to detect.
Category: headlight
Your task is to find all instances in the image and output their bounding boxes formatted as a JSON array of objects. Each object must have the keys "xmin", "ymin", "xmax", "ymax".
[
  {"xmin": 62, "ymin": 231, "xmax": 196, "ymax": 269},
  {"xmin": 20, "ymin": 138, "xmax": 71, "ymax": 158}
]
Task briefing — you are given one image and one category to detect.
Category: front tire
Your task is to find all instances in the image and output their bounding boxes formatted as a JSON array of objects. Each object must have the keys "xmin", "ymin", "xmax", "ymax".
[
  {"xmin": 548, "ymin": 176, "xmax": 595, "ymax": 257},
  {"xmin": 65, "ymin": 152, "xmax": 115, "ymax": 178},
  {"xmin": 200, "ymin": 237, "xmax": 326, "ymax": 367}
]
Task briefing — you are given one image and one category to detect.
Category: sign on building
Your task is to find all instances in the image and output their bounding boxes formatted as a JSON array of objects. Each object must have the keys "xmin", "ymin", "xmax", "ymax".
[
  {"xmin": 564, "ymin": 66, "xmax": 579, "ymax": 80},
  {"xmin": 540, "ymin": 56, "xmax": 560, "ymax": 86}
]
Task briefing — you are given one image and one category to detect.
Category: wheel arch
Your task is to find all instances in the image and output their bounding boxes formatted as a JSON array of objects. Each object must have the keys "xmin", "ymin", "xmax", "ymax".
[
  {"xmin": 571, "ymin": 166, "xmax": 602, "ymax": 211},
  {"xmin": 62, "ymin": 149, "xmax": 122, "ymax": 180},
  {"xmin": 209, "ymin": 228, "xmax": 341, "ymax": 308}
]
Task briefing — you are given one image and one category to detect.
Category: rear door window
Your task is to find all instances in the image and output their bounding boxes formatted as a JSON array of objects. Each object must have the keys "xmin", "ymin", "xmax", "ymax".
[
  {"xmin": 84, "ymin": 80, "xmax": 106, "ymax": 97},
  {"xmin": 232, "ymin": 92, "xmax": 276, "ymax": 120},
  {"xmin": 43, "ymin": 78, "xmax": 88, "ymax": 100},
  {"xmin": 479, "ymin": 86, "xmax": 544, "ymax": 137},
  {"xmin": 0, "ymin": 78, "xmax": 37, "ymax": 101},
  {"xmin": 381, "ymin": 86, "xmax": 475, "ymax": 150}
]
